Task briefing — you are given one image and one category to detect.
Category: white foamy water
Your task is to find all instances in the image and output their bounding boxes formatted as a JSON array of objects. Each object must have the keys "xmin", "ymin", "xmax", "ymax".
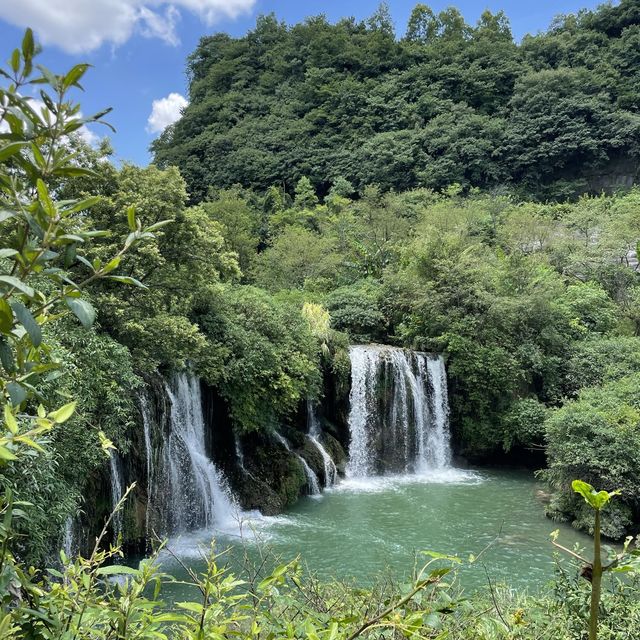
[
  {"xmin": 347, "ymin": 345, "xmax": 454, "ymax": 478},
  {"xmin": 330, "ymin": 468, "xmax": 483, "ymax": 494},
  {"xmin": 109, "ymin": 453, "xmax": 124, "ymax": 538},
  {"xmin": 156, "ymin": 373, "xmax": 241, "ymax": 534}
]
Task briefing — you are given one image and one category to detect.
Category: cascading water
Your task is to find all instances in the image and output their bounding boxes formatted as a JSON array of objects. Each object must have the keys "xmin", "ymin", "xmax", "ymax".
[
  {"xmin": 109, "ymin": 453, "xmax": 124, "ymax": 538},
  {"xmin": 139, "ymin": 392, "xmax": 154, "ymax": 537},
  {"xmin": 273, "ymin": 432, "xmax": 321, "ymax": 495},
  {"xmin": 425, "ymin": 357, "xmax": 451, "ymax": 469},
  {"xmin": 234, "ymin": 436, "xmax": 246, "ymax": 474},
  {"xmin": 306, "ymin": 399, "xmax": 337, "ymax": 488},
  {"xmin": 62, "ymin": 516, "xmax": 76, "ymax": 558},
  {"xmin": 155, "ymin": 373, "xmax": 238, "ymax": 534},
  {"xmin": 346, "ymin": 345, "xmax": 453, "ymax": 478}
]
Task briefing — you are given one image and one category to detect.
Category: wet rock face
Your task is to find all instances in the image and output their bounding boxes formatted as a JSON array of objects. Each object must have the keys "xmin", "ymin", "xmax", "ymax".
[
  {"xmin": 322, "ymin": 432, "xmax": 347, "ymax": 476},
  {"xmin": 231, "ymin": 430, "xmax": 306, "ymax": 515}
]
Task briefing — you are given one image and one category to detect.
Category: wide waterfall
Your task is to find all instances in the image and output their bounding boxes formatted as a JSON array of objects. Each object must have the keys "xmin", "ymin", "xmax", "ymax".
[
  {"xmin": 153, "ymin": 373, "xmax": 238, "ymax": 534},
  {"xmin": 346, "ymin": 345, "xmax": 452, "ymax": 477}
]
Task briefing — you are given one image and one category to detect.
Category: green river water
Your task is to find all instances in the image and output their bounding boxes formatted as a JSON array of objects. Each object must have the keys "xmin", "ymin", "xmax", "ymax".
[{"xmin": 155, "ymin": 467, "xmax": 593, "ymax": 600}]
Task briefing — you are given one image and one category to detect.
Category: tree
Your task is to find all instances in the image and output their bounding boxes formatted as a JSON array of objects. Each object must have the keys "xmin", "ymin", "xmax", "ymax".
[
  {"xmin": 0, "ymin": 27, "xmax": 166, "ymax": 576},
  {"xmin": 406, "ymin": 4, "xmax": 438, "ymax": 43},
  {"xmin": 294, "ymin": 176, "xmax": 319, "ymax": 209},
  {"xmin": 503, "ymin": 68, "xmax": 640, "ymax": 197},
  {"xmin": 254, "ymin": 227, "xmax": 341, "ymax": 292},
  {"xmin": 196, "ymin": 188, "xmax": 261, "ymax": 276}
]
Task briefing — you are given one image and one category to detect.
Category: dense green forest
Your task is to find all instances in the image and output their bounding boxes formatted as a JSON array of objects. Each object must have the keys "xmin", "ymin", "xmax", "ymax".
[
  {"xmin": 1, "ymin": 1, "xmax": 640, "ymax": 638},
  {"xmin": 153, "ymin": 1, "xmax": 640, "ymax": 201}
]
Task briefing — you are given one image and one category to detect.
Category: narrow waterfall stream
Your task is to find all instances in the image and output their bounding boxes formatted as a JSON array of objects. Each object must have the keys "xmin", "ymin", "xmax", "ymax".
[
  {"xmin": 139, "ymin": 392, "xmax": 154, "ymax": 537},
  {"xmin": 306, "ymin": 399, "xmax": 337, "ymax": 488},
  {"xmin": 62, "ymin": 516, "xmax": 76, "ymax": 558},
  {"xmin": 346, "ymin": 345, "xmax": 453, "ymax": 477},
  {"xmin": 156, "ymin": 373, "xmax": 238, "ymax": 534},
  {"xmin": 234, "ymin": 436, "xmax": 246, "ymax": 473},
  {"xmin": 109, "ymin": 453, "xmax": 124, "ymax": 538},
  {"xmin": 273, "ymin": 432, "xmax": 321, "ymax": 495}
]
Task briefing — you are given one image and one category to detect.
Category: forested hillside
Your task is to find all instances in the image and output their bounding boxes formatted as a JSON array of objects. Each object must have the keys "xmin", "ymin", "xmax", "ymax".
[{"xmin": 153, "ymin": 1, "xmax": 640, "ymax": 201}]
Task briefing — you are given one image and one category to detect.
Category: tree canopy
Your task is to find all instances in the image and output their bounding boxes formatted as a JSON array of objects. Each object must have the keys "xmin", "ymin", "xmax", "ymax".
[{"xmin": 153, "ymin": 1, "xmax": 640, "ymax": 202}]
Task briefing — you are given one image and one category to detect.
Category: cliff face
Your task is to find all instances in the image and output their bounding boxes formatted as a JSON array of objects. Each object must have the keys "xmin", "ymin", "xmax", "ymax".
[
  {"xmin": 201, "ymin": 377, "xmax": 348, "ymax": 515},
  {"xmin": 585, "ymin": 158, "xmax": 639, "ymax": 194}
]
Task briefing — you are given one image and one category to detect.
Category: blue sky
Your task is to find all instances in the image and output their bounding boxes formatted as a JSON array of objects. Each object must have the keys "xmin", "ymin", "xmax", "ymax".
[{"xmin": 0, "ymin": 0, "xmax": 604, "ymax": 166}]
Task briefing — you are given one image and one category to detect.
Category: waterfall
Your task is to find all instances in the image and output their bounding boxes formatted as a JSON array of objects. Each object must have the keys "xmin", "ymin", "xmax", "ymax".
[
  {"xmin": 306, "ymin": 400, "xmax": 337, "ymax": 488},
  {"xmin": 273, "ymin": 432, "xmax": 321, "ymax": 495},
  {"xmin": 62, "ymin": 516, "xmax": 76, "ymax": 559},
  {"xmin": 346, "ymin": 345, "xmax": 452, "ymax": 478},
  {"xmin": 234, "ymin": 436, "xmax": 246, "ymax": 473},
  {"xmin": 139, "ymin": 392, "xmax": 154, "ymax": 537},
  {"xmin": 109, "ymin": 453, "xmax": 124, "ymax": 539},
  {"xmin": 425, "ymin": 357, "xmax": 452, "ymax": 469},
  {"xmin": 154, "ymin": 373, "xmax": 238, "ymax": 534}
]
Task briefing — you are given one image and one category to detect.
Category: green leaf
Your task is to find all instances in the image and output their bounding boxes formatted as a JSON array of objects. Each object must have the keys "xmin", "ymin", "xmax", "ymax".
[
  {"xmin": 420, "ymin": 550, "xmax": 461, "ymax": 563},
  {"xmin": 124, "ymin": 230, "xmax": 153, "ymax": 249},
  {"xmin": 107, "ymin": 276, "xmax": 147, "ymax": 288},
  {"xmin": 4, "ymin": 404, "xmax": 18, "ymax": 435},
  {"xmin": 96, "ymin": 565, "xmax": 139, "ymax": 576},
  {"xmin": 10, "ymin": 301, "xmax": 41, "ymax": 347},
  {"xmin": 572, "ymin": 480, "xmax": 621, "ymax": 511},
  {"xmin": 146, "ymin": 219, "xmax": 174, "ymax": 232},
  {"xmin": 53, "ymin": 167, "xmax": 96, "ymax": 178},
  {"xmin": 0, "ymin": 299, "xmax": 13, "ymax": 333},
  {"xmin": 10, "ymin": 49, "xmax": 20, "ymax": 74},
  {"xmin": 102, "ymin": 256, "xmax": 121, "ymax": 274},
  {"xmin": 0, "ymin": 275, "xmax": 34, "ymax": 298},
  {"xmin": 6, "ymin": 382, "xmax": 27, "ymax": 407},
  {"xmin": 58, "ymin": 234, "xmax": 85, "ymax": 244},
  {"xmin": 126, "ymin": 206, "xmax": 136, "ymax": 232},
  {"xmin": 0, "ymin": 211, "xmax": 16, "ymax": 224},
  {"xmin": 176, "ymin": 602, "xmax": 204, "ymax": 614},
  {"xmin": 0, "ymin": 446, "xmax": 17, "ymax": 461},
  {"xmin": 64, "ymin": 297, "xmax": 95, "ymax": 328},
  {"xmin": 62, "ymin": 196, "xmax": 101, "ymax": 216},
  {"xmin": 0, "ymin": 142, "xmax": 27, "ymax": 161},
  {"xmin": 0, "ymin": 339, "xmax": 15, "ymax": 373},
  {"xmin": 48, "ymin": 401, "xmax": 76, "ymax": 424},
  {"xmin": 88, "ymin": 107, "xmax": 113, "ymax": 122},
  {"xmin": 36, "ymin": 178, "xmax": 56, "ymax": 216},
  {"xmin": 62, "ymin": 64, "xmax": 90, "ymax": 90},
  {"xmin": 0, "ymin": 249, "xmax": 17, "ymax": 259},
  {"xmin": 22, "ymin": 29, "xmax": 34, "ymax": 59}
]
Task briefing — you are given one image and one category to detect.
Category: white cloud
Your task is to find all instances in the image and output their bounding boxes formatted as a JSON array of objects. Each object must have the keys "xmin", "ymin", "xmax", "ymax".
[
  {"xmin": 78, "ymin": 124, "xmax": 100, "ymax": 146},
  {"xmin": 0, "ymin": 0, "xmax": 257, "ymax": 54},
  {"xmin": 138, "ymin": 5, "xmax": 180, "ymax": 46},
  {"xmin": 146, "ymin": 92, "xmax": 188, "ymax": 133}
]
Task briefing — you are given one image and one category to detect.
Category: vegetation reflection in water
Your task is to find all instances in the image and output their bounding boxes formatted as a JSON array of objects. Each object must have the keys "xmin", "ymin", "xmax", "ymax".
[{"xmin": 156, "ymin": 468, "xmax": 593, "ymax": 602}]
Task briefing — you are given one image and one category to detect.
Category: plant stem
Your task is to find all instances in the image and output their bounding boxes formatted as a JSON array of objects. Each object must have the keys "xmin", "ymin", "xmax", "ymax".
[{"xmin": 589, "ymin": 508, "xmax": 602, "ymax": 640}]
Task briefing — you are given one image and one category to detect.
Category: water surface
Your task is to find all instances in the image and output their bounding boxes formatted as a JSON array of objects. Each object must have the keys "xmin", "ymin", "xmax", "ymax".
[{"xmin": 156, "ymin": 468, "xmax": 592, "ymax": 599}]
